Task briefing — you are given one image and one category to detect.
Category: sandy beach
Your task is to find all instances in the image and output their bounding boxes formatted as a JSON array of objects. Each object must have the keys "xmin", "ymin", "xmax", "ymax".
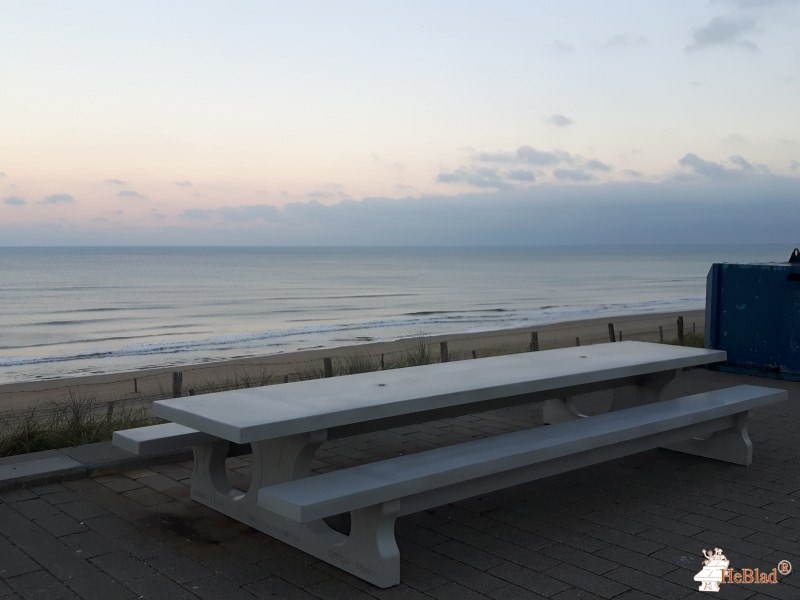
[{"xmin": 0, "ymin": 310, "xmax": 704, "ymax": 415}]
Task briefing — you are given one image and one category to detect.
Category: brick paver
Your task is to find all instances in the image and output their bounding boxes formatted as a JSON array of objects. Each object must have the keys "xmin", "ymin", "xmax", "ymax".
[{"xmin": 1, "ymin": 369, "xmax": 799, "ymax": 599}]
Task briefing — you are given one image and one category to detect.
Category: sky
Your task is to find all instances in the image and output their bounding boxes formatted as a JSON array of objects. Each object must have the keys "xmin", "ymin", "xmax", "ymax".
[{"xmin": 1, "ymin": 0, "xmax": 800, "ymax": 246}]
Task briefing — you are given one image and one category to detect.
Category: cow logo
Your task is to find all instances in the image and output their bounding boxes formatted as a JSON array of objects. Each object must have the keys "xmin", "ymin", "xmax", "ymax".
[
  {"xmin": 694, "ymin": 548, "xmax": 791, "ymax": 592},
  {"xmin": 694, "ymin": 548, "xmax": 729, "ymax": 592}
]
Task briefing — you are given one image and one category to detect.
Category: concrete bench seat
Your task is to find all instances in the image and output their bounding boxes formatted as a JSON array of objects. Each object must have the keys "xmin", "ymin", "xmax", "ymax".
[
  {"xmin": 112, "ymin": 422, "xmax": 218, "ymax": 455},
  {"xmin": 257, "ymin": 385, "xmax": 785, "ymax": 586}
]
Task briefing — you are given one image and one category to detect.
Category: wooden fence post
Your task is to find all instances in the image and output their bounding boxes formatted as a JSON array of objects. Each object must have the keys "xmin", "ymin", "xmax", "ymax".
[
  {"xmin": 530, "ymin": 331, "xmax": 539, "ymax": 352},
  {"xmin": 440, "ymin": 341, "xmax": 449, "ymax": 363},
  {"xmin": 608, "ymin": 323, "xmax": 616, "ymax": 343},
  {"xmin": 659, "ymin": 326, "xmax": 664, "ymax": 343},
  {"xmin": 575, "ymin": 337, "xmax": 581, "ymax": 346},
  {"xmin": 677, "ymin": 316, "xmax": 685, "ymax": 346},
  {"xmin": 324, "ymin": 358, "xmax": 333, "ymax": 378},
  {"xmin": 172, "ymin": 371, "xmax": 183, "ymax": 398}
]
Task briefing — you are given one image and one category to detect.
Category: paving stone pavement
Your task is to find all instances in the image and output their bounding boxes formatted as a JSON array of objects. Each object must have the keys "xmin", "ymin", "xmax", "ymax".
[{"xmin": 1, "ymin": 368, "xmax": 798, "ymax": 599}]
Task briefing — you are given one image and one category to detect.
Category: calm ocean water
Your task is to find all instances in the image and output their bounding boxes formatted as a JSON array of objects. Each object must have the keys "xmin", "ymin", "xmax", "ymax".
[{"xmin": 0, "ymin": 245, "xmax": 789, "ymax": 384}]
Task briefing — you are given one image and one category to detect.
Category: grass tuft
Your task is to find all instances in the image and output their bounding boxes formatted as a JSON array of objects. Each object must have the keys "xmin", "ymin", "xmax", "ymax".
[
  {"xmin": 334, "ymin": 355, "xmax": 378, "ymax": 376},
  {"xmin": 665, "ymin": 332, "xmax": 705, "ymax": 348},
  {"xmin": 0, "ymin": 389, "xmax": 156, "ymax": 457},
  {"xmin": 395, "ymin": 336, "xmax": 432, "ymax": 368}
]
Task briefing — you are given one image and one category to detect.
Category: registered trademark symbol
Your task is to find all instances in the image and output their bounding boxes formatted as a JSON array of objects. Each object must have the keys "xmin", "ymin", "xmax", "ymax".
[{"xmin": 778, "ymin": 560, "xmax": 792, "ymax": 575}]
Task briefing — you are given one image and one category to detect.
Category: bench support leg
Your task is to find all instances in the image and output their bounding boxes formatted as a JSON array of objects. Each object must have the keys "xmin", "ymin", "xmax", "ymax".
[
  {"xmin": 664, "ymin": 412, "xmax": 753, "ymax": 466},
  {"xmin": 188, "ymin": 432, "xmax": 402, "ymax": 587},
  {"xmin": 336, "ymin": 501, "xmax": 401, "ymax": 588}
]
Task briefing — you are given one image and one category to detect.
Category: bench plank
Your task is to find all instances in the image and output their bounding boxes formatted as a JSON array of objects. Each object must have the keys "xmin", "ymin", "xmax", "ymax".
[
  {"xmin": 258, "ymin": 385, "xmax": 785, "ymax": 523},
  {"xmin": 112, "ymin": 423, "xmax": 218, "ymax": 455}
]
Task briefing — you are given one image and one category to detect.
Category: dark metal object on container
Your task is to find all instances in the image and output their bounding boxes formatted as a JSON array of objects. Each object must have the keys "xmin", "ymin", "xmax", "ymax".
[{"xmin": 705, "ymin": 250, "xmax": 800, "ymax": 380}]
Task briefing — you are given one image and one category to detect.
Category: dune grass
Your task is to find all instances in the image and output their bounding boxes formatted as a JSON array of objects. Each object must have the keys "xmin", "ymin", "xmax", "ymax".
[
  {"xmin": 0, "ymin": 390, "xmax": 156, "ymax": 457},
  {"xmin": 665, "ymin": 331, "xmax": 705, "ymax": 348}
]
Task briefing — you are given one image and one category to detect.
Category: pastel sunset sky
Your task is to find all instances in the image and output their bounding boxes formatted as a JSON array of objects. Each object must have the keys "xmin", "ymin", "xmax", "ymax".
[{"xmin": 2, "ymin": 0, "xmax": 799, "ymax": 245}]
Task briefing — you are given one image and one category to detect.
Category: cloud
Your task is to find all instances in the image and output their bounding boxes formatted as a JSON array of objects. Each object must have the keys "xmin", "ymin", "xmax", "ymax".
[
  {"xmin": 0, "ymin": 172, "xmax": 6, "ymax": 178},
  {"xmin": 477, "ymin": 145, "xmax": 609, "ymax": 170},
  {"xmin": 174, "ymin": 180, "xmax": 192, "ymax": 187},
  {"xmin": 678, "ymin": 153, "xmax": 733, "ymax": 178},
  {"xmin": 791, "ymin": 160, "xmax": 800, "ymax": 170},
  {"xmin": 585, "ymin": 159, "xmax": 612, "ymax": 172},
  {"xmin": 724, "ymin": 133, "xmax": 748, "ymax": 144},
  {"xmin": 724, "ymin": 0, "xmax": 795, "ymax": 8},
  {"xmin": 182, "ymin": 209, "xmax": 214, "ymax": 220},
  {"xmin": 156, "ymin": 173, "xmax": 800, "ymax": 246},
  {"xmin": 552, "ymin": 40, "xmax": 574, "ymax": 53},
  {"xmin": 104, "ymin": 179, "xmax": 127, "ymax": 185},
  {"xmin": 507, "ymin": 169, "xmax": 536, "ymax": 182},
  {"xmin": 3, "ymin": 195, "xmax": 26, "ymax": 206},
  {"xmin": 543, "ymin": 114, "xmax": 574, "ymax": 127},
  {"xmin": 469, "ymin": 145, "xmax": 612, "ymax": 183},
  {"xmin": 729, "ymin": 155, "xmax": 755, "ymax": 171},
  {"xmin": 40, "ymin": 193, "xmax": 74, "ymax": 204},
  {"xmin": 678, "ymin": 153, "xmax": 770, "ymax": 179},
  {"xmin": 516, "ymin": 146, "xmax": 571, "ymax": 166},
  {"xmin": 436, "ymin": 166, "xmax": 512, "ymax": 189},
  {"xmin": 308, "ymin": 189, "xmax": 349, "ymax": 200},
  {"xmin": 306, "ymin": 183, "xmax": 351, "ymax": 202},
  {"xmin": 474, "ymin": 150, "xmax": 517, "ymax": 164},
  {"xmin": 4, "ymin": 172, "xmax": 800, "ymax": 246},
  {"xmin": 624, "ymin": 169, "xmax": 644, "ymax": 178},
  {"xmin": 118, "ymin": 190, "xmax": 147, "ymax": 199},
  {"xmin": 553, "ymin": 168, "xmax": 594, "ymax": 182},
  {"xmin": 687, "ymin": 15, "xmax": 759, "ymax": 52},
  {"xmin": 602, "ymin": 34, "xmax": 648, "ymax": 49},
  {"xmin": 182, "ymin": 204, "xmax": 280, "ymax": 222},
  {"xmin": 475, "ymin": 145, "xmax": 573, "ymax": 167}
]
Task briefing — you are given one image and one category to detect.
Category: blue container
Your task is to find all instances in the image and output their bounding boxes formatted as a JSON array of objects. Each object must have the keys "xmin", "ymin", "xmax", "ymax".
[{"xmin": 706, "ymin": 261, "xmax": 800, "ymax": 379}]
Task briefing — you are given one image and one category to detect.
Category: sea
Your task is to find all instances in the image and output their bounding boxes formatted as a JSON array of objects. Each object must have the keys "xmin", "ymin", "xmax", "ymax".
[{"xmin": 0, "ymin": 244, "xmax": 790, "ymax": 385}]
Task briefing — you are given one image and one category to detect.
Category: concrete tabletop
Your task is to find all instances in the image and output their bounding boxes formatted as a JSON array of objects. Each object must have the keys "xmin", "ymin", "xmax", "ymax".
[{"xmin": 151, "ymin": 341, "xmax": 726, "ymax": 444}]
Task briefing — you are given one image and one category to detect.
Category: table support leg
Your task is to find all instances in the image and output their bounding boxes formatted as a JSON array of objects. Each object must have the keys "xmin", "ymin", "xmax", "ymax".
[
  {"xmin": 191, "ymin": 440, "xmax": 243, "ymax": 501},
  {"xmin": 543, "ymin": 370, "xmax": 679, "ymax": 425},
  {"xmin": 245, "ymin": 430, "xmax": 328, "ymax": 500},
  {"xmin": 542, "ymin": 398, "xmax": 588, "ymax": 424},
  {"xmin": 610, "ymin": 370, "xmax": 677, "ymax": 410}
]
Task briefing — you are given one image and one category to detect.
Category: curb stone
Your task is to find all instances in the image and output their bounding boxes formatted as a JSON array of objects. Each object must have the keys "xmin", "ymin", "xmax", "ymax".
[{"xmin": 0, "ymin": 441, "xmax": 193, "ymax": 491}]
